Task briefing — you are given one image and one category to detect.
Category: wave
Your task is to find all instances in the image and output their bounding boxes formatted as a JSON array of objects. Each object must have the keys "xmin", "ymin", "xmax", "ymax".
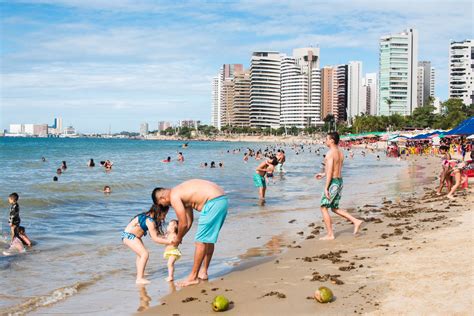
[{"xmin": 0, "ymin": 275, "xmax": 103, "ymax": 315}]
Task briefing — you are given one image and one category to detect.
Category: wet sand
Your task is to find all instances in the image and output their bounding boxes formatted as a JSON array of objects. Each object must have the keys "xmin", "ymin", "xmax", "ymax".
[{"xmin": 141, "ymin": 157, "xmax": 473, "ymax": 315}]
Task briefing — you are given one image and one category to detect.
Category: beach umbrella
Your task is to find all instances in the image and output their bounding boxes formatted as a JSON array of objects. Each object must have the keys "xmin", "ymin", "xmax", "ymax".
[
  {"xmin": 444, "ymin": 117, "xmax": 474, "ymax": 136},
  {"xmin": 467, "ymin": 134, "xmax": 474, "ymax": 139}
]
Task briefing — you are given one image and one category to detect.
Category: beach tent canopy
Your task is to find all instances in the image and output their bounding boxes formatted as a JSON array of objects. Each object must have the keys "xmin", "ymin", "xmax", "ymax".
[
  {"xmin": 410, "ymin": 130, "xmax": 443, "ymax": 140},
  {"xmin": 467, "ymin": 134, "xmax": 474, "ymax": 139},
  {"xmin": 444, "ymin": 117, "xmax": 474, "ymax": 136}
]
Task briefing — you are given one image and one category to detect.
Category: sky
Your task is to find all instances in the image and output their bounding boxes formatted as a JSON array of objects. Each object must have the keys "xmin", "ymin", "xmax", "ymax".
[{"xmin": 0, "ymin": 0, "xmax": 472, "ymax": 133}]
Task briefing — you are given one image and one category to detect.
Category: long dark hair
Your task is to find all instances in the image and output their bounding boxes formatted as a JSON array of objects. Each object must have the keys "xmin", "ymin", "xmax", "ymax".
[{"xmin": 147, "ymin": 203, "xmax": 169, "ymax": 235}]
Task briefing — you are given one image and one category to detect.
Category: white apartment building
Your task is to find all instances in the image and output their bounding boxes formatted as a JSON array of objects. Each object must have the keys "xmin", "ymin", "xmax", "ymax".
[
  {"xmin": 379, "ymin": 28, "xmax": 418, "ymax": 116},
  {"xmin": 250, "ymin": 52, "xmax": 282, "ymax": 128},
  {"xmin": 9, "ymin": 124, "xmax": 24, "ymax": 134},
  {"xmin": 280, "ymin": 47, "xmax": 322, "ymax": 128},
  {"xmin": 449, "ymin": 40, "xmax": 473, "ymax": 105},
  {"xmin": 211, "ymin": 75, "xmax": 221, "ymax": 129},
  {"xmin": 347, "ymin": 61, "xmax": 364, "ymax": 121},
  {"xmin": 140, "ymin": 122, "xmax": 149, "ymax": 136},
  {"xmin": 363, "ymin": 73, "xmax": 378, "ymax": 115},
  {"xmin": 417, "ymin": 61, "xmax": 435, "ymax": 107}
]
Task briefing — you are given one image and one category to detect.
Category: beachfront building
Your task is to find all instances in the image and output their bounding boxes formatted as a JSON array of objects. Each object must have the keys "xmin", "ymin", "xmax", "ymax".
[
  {"xmin": 250, "ymin": 51, "xmax": 282, "ymax": 128},
  {"xmin": 180, "ymin": 120, "xmax": 201, "ymax": 129},
  {"xmin": 336, "ymin": 64, "xmax": 348, "ymax": 122},
  {"xmin": 231, "ymin": 69, "xmax": 251, "ymax": 127},
  {"xmin": 221, "ymin": 79, "xmax": 234, "ymax": 127},
  {"xmin": 363, "ymin": 73, "xmax": 378, "ymax": 115},
  {"xmin": 417, "ymin": 61, "xmax": 435, "ymax": 107},
  {"xmin": 211, "ymin": 76, "xmax": 221, "ymax": 129},
  {"xmin": 378, "ymin": 28, "xmax": 419, "ymax": 116},
  {"xmin": 280, "ymin": 47, "xmax": 322, "ymax": 128},
  {"xmin": 9, "ymin": 124, "xmax": 24, "ymax": 134},
  {"xmin": 140, "ymin": 122, "xmax": 149, "ymax": 136},
  {"xmin": 158, "ymin": 121, "xmax": 172, "ymax": 132},
  {"xmin": 321, "ymin": 66, "xmax": 338, "ymax": 121},
  {"xmin": 346, "ymin": 61, "xmax": 364, "ymax": 122},
  {"xmin": 449, "ymin": 40, "xmax": 473, "ymax": 105}
]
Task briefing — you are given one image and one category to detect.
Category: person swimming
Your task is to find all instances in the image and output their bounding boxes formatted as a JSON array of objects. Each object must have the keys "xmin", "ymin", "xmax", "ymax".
[
  {"xmin": 162, "ymin": 157, "xmax": 171, "ymax": 163},
  {"xmin": 103, "ymin": 186, "xmax": 111, "ymax": 194},
  {"xmin": 56, "ymin": 168, "xmax": 62, "ymax": 175},
  {"xmin": 210, "ymin": 161, "xmax": 216, "ymax": 168},
  {"xmin": 53, "ymin": 176, "xmax": 58, "ymax": 182},
  {"xmin": 88, "ymin": 159, "xmax": 95, "ymax": 167},
  {"xmin": 61, "ymin": 161, "xmax": 67, "ymax": 170}
]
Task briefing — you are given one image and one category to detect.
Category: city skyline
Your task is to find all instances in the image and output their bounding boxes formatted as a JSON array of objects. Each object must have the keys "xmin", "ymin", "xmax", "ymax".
[{"xmin": 1, "ymin": 0, "xmax": 472, "ymax": 132}]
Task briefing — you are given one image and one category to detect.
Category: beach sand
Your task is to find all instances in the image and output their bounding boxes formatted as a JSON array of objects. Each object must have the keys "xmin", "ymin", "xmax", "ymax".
[{"xmin": 141, "ymin": 157, "xmax": 473, "ymax": 315}]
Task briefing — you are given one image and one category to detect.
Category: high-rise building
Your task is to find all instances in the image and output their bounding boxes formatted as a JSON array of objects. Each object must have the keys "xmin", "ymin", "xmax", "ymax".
[
  {"xmin": 211, "ymin": 76, "xmax": 220, "ymax": 128},
  {"xmin": 321, "ymin": 66, "xmax": 338, "ymax": 120},
  {"xmin": 280, "ymin": 47, "xmax": 322, "ymax": 128},
  {"xmin": 347, "ymin": 61, "xmax": 364, "ymax": 121},
  {"xmin": 449, "ymin": 40, "xmax": 473, "ymax": 105},
  {"xmin": 211, "ymin": 64, "xmax": 243, "ymax": 130},
  {"xmin": 158, "ymin": 121, "xmax": 172, "ymax": 131},
  {"xmin": 55, "ymin": 117, "xmax": 63, "ymax": 134},
  {"xmin": 180, "ymin": 120, "xmax": 201, "ymax": 129},
  {"xmin": 250, "ymin": 52, "xmax": 281, "ymax": 128},
  {"xmin": 232, "ymin": 69, "xmax": 251, "ymax": 127},
  {"xmin": 140, "ymin": 123, "xmax": 149, "ymax": 136},
  {"xmin": 363, "ymin": 73, "xmax": 378, "ymax": 115},
  {"xmin": 336, "ymin": 65, "xmax": 348, "ymax": 122},
  {"xmin": 9, "ymin": 124, "xmax": 24, "ymax": 134},
  {"xmin": 417, "ymin": 61, "xmax": 435, "ymax": 107},
  {"xmin": 379, "ymin": 28, "xmax": 418, "ymax": 115}
]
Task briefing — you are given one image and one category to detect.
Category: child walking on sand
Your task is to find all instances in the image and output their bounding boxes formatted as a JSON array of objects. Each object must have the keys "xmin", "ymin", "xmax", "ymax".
[
  {"xmin": 163, "ymin": 220, "xmax": 182, "ymax": 281},
  {"xmin": 122, "ymin": 203, "xmax": 174, "ymax": 284}
]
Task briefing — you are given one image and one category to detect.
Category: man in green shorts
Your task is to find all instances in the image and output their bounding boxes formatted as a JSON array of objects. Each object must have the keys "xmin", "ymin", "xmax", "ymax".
[
  {"xmin": 152, "ymin": 179, "xmax": 228, "ymax": 286},
  {"xmin": 315, "ymin": 132, "xmax": 363, "ymax": 240}
]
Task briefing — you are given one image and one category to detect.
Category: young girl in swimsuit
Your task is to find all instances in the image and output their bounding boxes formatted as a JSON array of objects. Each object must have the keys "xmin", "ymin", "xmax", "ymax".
[
  {"xmin": 437, "ymin": 146, "xmax": 452, "ymax": 195},
  {"xmin": 163, "ymin": 220, "xmax": 182, "ymax": 282},
  {"xmin": 122, "ymin": 204, "xmax": 172, "ymax": 284}
]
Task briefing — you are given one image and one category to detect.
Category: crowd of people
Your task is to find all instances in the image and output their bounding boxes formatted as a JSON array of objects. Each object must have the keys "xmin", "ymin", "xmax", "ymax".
[{"xmin": 4, "ymin": 132, "xmax": 472, "ymax": 288}]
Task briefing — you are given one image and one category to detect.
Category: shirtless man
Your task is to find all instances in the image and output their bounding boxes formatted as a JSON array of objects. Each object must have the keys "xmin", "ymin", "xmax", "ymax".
[
  {"xmin": 315, "ymin": 132, "xmax": 363, "ymax": 240},
  {"xmin": 276, "ymin": 150, "xmax": 286, "ymax": 173},
  {"xmin": 254, "ymin": 156, "xmax": 278, "ymax": 201},
  {"xmin": 152, "ymin": 179, "xmax": 228, "ymax": 286}
]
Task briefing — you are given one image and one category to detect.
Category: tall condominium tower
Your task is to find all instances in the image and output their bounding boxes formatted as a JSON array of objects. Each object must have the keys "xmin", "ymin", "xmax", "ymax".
[
  {"xmin": 250, "ymin": 52, "xmax": 281, "ymax": 128},
  {"xmin": 379, "ymin": 28, "xmax": 418, "ymax": 115},
  {"xmin": 232, "ymin": 69, "xmax": 251, "ymax": 127},
  {"xmin": 347, "ymin": 61, "xmax": 364, "ymax": 121},
  {"xmin": 363, "ymin": 73, "xmax": 378, "ymax": 115},
  {"xmin": 336, "ymin": 65, "xmax": 348, "ymax": 122},
  {"xmin": 211, "ymin": 76, "xmax": 221, "ymax": 129},
  {"xmin": 321, "ymin": 66, "xmax": 338, "ymax": 120},
  {"xmin": 449, "ymin": 40, "xmax": 473, "ymax": 105},
  {"xmin": 280, "ymin": 47, "xmax": 322, "ymax": 128},
  {"xmin": 211, "ymin": 64, "xmax": 243, "ymax": 130},
  {"xmin": 417, "ymin": 61, "xmax": 435, "ymax": 107}
]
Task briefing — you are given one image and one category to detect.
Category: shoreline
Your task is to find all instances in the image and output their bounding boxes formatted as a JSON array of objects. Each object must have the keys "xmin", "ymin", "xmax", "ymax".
[{"xmin": 141, "ymin": 156, "xmax": 473, "ymax": 315}]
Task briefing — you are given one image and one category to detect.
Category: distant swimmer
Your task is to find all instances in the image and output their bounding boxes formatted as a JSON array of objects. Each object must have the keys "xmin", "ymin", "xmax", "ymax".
[
  {"xmin": 61, "ymin": 161, "xmax": 67, "ymax": 170},
  {"xmin": 103, "ymin": 186, "xmax": 111, "ymax": 194},
  {"xmin": 88, "ymin": 159, "xmax": 95, "ymax": 167},
  {"xmin": 53, "ymin": 176, "xmax": 58, "ymax": 182},
  {"xmin": 219, "ymin": 162, "xmax": 224, "ymax": 168},
  {"xmin": 254, "ymin": 156, "xmax": 278, "ymax": 202},
  {"xmin": 182, "ymin": 143, "xmax": 188, "ymax": 149},
  {"xmin": 104, "ymin": 160, "xmax": 113, "ymax": 170},
  {"xmin": 210, "ymin": 161, "xmax": 216, "ymax": 168},
  {"xmin": 243, "ymin": 153, "xmax": 249, "ymax": 162},
  {"xmin": 276, "ymin": 150, "xmax": 286, "ymax": 173},
  {"xmin": 152, "ymin": 180, "xmax": 228, "ymax": 287},
  {"xmin": 56, "ymin": 168, "xmax": 62, "ymax": 175},
  {"xmin": 315, "ymin": 132, "xmax": 363, "ymax": 240},
  {"xmin": 376, "ymin": 155, "xmax": 380, "ymax": 161},
  {"xmin": 121, "ymin": 204, "xmax": 173, "ymax": 284},
  {"xmin": 177, "ymin": 152, "xmax": 184, "ymax": 162},
  {"xmin": 162, "ymin": 157, "xmax": 171, "ymax": 163},
  {"xmin": 41, "ymin": 157, "xmax": 46, "ymax": 162}
]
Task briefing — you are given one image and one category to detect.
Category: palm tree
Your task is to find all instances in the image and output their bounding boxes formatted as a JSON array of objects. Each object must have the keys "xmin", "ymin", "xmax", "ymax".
[
  {"xmin": 384, "ymin": 98, "xmax": 393, "ymax": 113},
  {"xmin": 323, "ymin": 114, "xmax": 336, "ymax": 132}
]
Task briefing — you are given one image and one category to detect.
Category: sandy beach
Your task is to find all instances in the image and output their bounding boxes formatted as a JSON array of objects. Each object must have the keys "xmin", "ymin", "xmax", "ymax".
[{"xmin": 141, "ymin": 156, "xmax": 473, "ymax": 315}]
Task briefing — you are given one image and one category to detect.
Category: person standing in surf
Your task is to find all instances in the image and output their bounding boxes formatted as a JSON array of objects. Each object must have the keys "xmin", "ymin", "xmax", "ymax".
[
  {"xmin": 315, "ymin": 132, "xmax": 363, "ymax": 240},
  {"xmin": 152, "ymin": 179, "xmax": 228, "ymax": 287}
]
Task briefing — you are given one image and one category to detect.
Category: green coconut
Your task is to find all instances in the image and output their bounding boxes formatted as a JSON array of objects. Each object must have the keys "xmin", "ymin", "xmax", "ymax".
[
  {"xmin": 212, "ymin": 295, "xmax": 230, "ymax": 312},
  {"xmin": 314, "ymin": 286, "xmax": 333, "ymax": 303}
]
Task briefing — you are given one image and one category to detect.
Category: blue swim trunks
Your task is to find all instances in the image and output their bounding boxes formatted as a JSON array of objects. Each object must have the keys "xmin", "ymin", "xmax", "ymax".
[
  {"xmin": 195, "ymin": 195, "xmax": 228, "ymax": 244},
  {"xmin": 253, "ymin": 174, "xmax": 266, "ymax": 188}
]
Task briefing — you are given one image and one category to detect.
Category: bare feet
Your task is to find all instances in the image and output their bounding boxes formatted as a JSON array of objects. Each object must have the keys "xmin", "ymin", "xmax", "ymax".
[
  {"xmin": 136, "ymin": 278, "xmax": 151, "ymax": 285},
  {"xmin": 319, "ymin": 235, "xmax": 335, "ymax": 241},
  {"xmin": 198, "ymin": 272, "xmax": 208, "ymax": 280},
  {"xmin": 177, "ymin": 278, "xmax": 200, "ymax": 287},
  {"xmin": 446, "ymin": 194, "xmax": 455, "ymax": 200},
  {"xmin": 353, "ymin": 219, "xmax": 364, "ymax": 235},
  {"xmin": 165, "ymin": 276, "xmax": 174, "ymax": 282}
]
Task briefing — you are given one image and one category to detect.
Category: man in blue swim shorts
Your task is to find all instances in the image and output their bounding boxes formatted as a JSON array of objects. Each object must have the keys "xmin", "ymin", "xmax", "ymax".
[{"xmin": 152, "ymin": 179, "xmax": 228, "ymax": 287}]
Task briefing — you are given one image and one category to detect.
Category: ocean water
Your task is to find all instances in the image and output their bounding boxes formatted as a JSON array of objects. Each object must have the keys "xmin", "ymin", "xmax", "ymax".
[{"xmin": 0, "ymin": 138, "xmax": 433, "ymax": 315}]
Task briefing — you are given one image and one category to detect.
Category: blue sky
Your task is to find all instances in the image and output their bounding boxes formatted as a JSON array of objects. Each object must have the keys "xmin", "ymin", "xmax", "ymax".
[{"xmin": 1, "ymin": 0, "xmax": 472, "ymax": 133}]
